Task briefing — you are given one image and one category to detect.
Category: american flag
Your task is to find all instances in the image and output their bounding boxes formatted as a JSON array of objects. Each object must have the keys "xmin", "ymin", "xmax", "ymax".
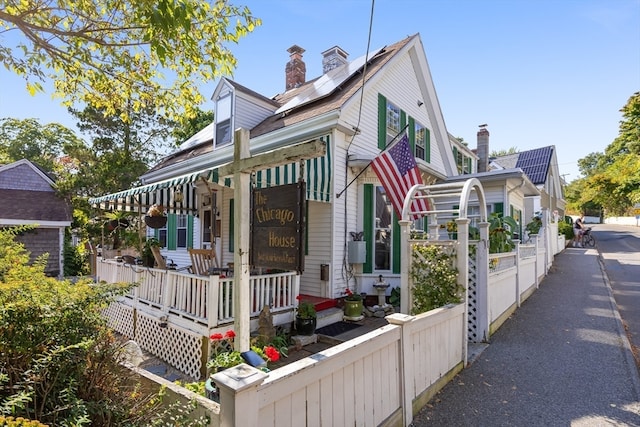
[{"xmin": 371, "ymin": 134, "xmax": 429, "ymax": 219}]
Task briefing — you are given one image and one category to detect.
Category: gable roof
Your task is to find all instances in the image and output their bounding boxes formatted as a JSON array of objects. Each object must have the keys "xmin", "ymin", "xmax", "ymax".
[
  {"xmin": 0, "ymin": 159, "xmax": 72, "ymax": 223},
  {"xmin": 251, "ymin": 36, "xmax": 414, "ymax": 138},
  {"xmin": 142, "ymin": 35, "xmax": 417, "ymax": 180},
  {"xmin": 491, "ymin": 146, "xmax": 554, "ymax": 186}
]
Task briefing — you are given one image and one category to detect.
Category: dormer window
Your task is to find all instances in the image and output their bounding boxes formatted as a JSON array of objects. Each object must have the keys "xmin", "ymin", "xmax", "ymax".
[{"xmin": 215, "ymin": 91, "xmax": 232, "ymax": 147}]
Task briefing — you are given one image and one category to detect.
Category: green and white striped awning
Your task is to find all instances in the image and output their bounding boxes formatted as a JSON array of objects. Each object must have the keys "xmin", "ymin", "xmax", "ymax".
[{"xmin": 89, "ymin": 142, "xmax": 332, "ymax": 213}]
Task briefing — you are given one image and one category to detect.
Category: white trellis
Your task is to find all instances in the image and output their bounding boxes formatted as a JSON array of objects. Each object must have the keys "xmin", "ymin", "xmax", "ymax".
[{"xmin": 398, "ymin": 178, "xmax": 490, "ymax": 362}]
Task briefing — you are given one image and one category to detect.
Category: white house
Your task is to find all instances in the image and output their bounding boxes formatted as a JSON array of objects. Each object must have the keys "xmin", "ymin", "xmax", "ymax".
[{"xmin": 89, "ymin": 33, "xmax": 463, "ymax": 301}]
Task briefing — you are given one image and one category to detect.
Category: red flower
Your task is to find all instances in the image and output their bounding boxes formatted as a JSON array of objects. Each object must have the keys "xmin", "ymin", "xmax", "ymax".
[
  {"xmin": 264, "ymin": 346, "xmax": 280, "ymax": 362},
  {"xmin": 225, "ymin": 330, "xmax": 236, "ymax": 339},
  {"xmin": 345, "ymin": 288, "xmax": 353, "ymax": 297},
  {"xmin": 296, "ymin": 295, "xmax": 301, "ymax": 301},
  {"xmin": 210, "ymin": 333, "xmax": 223, "ymax": 341}
]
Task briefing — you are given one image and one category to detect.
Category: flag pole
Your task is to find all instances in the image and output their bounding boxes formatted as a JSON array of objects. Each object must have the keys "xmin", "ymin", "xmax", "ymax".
[{"xmin": 336, "ymin": 124, "xmax": 409, "ymax": 198}]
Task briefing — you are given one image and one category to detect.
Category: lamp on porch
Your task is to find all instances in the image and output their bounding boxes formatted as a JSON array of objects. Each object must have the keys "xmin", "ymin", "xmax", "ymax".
[{"xmin": 173, "ymin": 187, "xmax": 184, "ymax": 204}]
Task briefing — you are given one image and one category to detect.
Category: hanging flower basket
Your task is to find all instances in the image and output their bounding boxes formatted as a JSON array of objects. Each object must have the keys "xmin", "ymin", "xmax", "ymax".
[{"xmin": 144, "ymin": 215, "xmax": 167, "ymax": 229}]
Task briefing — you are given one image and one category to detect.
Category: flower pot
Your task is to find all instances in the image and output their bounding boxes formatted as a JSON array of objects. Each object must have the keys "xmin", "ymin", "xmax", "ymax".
[
  {"xmin": 295, "ymin": 316, "xmax": 317, "ymax": 335},
  {"xmin": 344, "ymin": 299, "xmax": 363, "ymax": 318},
  {"xmin": 144, "ymin": 215, "xmax": 167, "ymax": 229}
]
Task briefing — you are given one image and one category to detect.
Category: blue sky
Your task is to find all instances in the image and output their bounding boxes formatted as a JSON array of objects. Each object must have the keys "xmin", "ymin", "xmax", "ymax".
[{"xmin": 1, "ymin": 0, "xmax": 639, "ymax": 183}]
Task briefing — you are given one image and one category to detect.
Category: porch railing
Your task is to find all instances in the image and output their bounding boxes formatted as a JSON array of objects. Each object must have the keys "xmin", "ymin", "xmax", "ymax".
[{"xmin": 96, "ymin": 259, "xmax": 299, "ymax": 336}]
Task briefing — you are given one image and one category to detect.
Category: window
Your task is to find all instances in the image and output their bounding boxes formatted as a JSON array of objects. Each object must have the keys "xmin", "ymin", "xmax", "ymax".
[
  {"xmin": 374, "ymin": 186, "xmax": 392, "ymax": 271},
  {"xmin": 176, "ymin": 215, "xmax": 188, "ymax": 248},
  {"xmin": 386, "ymin": 101, "xmax": 401, "ymax": 145},
  {"xmin": 415, "ymin": 122, "xmax": 426, "ymax": 160},
  {"xmin": 215, "ymin": 92, "xmax": 232, "ymax": 146}
]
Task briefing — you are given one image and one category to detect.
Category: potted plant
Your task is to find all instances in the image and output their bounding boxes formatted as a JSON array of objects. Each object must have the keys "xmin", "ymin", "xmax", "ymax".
[
  {"xmin": 144, "ymin": 204, "xmax": 167, "ymax": 229},
  {"xmin": 206, "ymin": 330, "xmax": 280, "ymax": 401},
  {"xmin": 343, "ymin": 288, "xmax": 364, "ymax": 319},
  {"xmin": 295, "ymin": 296, "xmax": 317, "ymax": 335},
  {"xmin": 142, "ymin": 237, "xmax": 161, "ymax": 267}
]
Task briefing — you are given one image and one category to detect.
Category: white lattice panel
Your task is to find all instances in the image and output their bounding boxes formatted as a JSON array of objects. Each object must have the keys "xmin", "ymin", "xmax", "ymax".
[
  {"xmin": 103, "ymin": 302, "xmax": 135, "ymax": 338},
  {"xmin": 135, "ymin": 312, "xmax": 203, "ymax": 379},
  {"xmin": 467, "ymin": 244, "xmax": 479, "ymax": 342}
]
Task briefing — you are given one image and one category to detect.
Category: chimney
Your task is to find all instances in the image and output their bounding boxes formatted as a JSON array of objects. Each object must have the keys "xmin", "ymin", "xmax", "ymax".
[
  {"xmin": 321, "ymin": 46, "xmax": 349, "ymax": 74},
  {"xmin": 285, "ymin": 45, "xmax": 306, "ymax": 90},
  {"xmin": 477, "ymin": 124, "xmax": 489, "ymax": 173}
]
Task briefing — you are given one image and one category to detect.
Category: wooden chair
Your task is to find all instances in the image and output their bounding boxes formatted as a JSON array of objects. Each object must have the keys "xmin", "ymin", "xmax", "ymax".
[
  {"xmin": 188, "ymin": 248, "xmax": 219, "ymax": 275},
  {"xmin": 150, "ymin": 246, "xmax": 167, "ymax": 269}
]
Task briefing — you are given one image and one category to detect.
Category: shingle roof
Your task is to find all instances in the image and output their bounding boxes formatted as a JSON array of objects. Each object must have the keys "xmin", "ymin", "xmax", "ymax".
[{"xmin": 0, "ymin": 189, "xmax": 72, "ymax": 222}]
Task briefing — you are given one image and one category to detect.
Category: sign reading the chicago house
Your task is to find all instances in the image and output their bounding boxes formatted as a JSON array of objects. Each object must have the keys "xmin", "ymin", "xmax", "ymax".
[{"xmin": 251, "ymin": 182, "xmax": 305, "ymax": 273}]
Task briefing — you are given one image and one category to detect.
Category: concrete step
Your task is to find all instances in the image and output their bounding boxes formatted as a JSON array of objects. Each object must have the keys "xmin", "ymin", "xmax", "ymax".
[{"xmin": 316, "ymin": 307, "xmax": 343, "ymax": 329}]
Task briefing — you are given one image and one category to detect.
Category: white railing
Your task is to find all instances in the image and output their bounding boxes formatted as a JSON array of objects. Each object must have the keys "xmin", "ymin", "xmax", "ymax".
[{"xmin": 96, "ymin": 259, "xmax": 298, "ymax": 333}]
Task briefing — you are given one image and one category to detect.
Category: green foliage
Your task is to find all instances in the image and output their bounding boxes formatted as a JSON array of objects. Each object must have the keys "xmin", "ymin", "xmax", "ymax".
[
  {"xmin": 568, "ymin": 92, "xmax": 640, "ymax": 215},
  {"xmin": 170, "ymin": 109, "xmax": 214, "ymax": 147},
  {"xmin": 389, "ymin": 286, "xmax": 401, "ymax": 308},
  {"xmin": 410, "ymin": 244, "xmax": 461, "ymax": 315},
  {"xmin": 525, "ymin": 215, "xmax": 542, "ymax": 236},
  {"xmin": 296, "ymin": 300, "xmax": 317, "ymax": 319},
  {"xmin": 488, "ymin": 213, "xmax": 518, "ymax": 254},
  {"xmin": 0, "ymin": 416, "xmax": 49, "ymax": 426},
  {"xmin": 0, "ymin": 228, "xmax": 204, "ymax": 426},
  {"xmin": 0, "ymin": 1, "xmax": 261, "ymax": 123},
  {"xmin": 63, "ymin": 236, "xmax": 89, "ymax": 277},
  {"xmin": 558, "ymin": 221, "xmax": 574, "ymax": 241}
]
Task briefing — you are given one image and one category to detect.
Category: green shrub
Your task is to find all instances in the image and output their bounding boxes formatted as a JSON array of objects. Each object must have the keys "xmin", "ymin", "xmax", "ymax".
[
  {"xmin": 0, "ymin": 227, "xmax": 206, "ymax": 426},
  {"xmin": 410, "ymin": 244, "xmax": 461, "ymax": 314},
  {"xmin": 558, "ymin": 221, "xmax": 574, "ymax": 240}
]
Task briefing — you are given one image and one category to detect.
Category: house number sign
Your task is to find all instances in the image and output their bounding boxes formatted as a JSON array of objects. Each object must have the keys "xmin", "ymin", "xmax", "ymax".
[{"xmin": 251, "ymin": 182, "xmax": 305, "ymax": 273}]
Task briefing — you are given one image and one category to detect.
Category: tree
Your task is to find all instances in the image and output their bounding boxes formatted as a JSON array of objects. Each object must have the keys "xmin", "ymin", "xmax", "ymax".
[
  {"xmin": 490, "ymin": 147, "xmax": 519, "ymax": 157},
  {"xmin": 0, "ymin": 118, "xmax": 86, "ymax": 175},
  {"xmin": 0, "ymin": 1, "xmax": 261, "ymax": 122},
  {"xmin": 171, "ymin": 108, "xmax": 214, "ymax": 146},
  {"xmin": 567, "ymin": 92, "xmax": 640, "ymax": 216}
]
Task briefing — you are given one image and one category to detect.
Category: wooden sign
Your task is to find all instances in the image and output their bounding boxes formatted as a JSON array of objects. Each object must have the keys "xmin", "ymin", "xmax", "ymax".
[{"xmin": 251, "ymin": 182, "xmax": 305, "ymax": 273}]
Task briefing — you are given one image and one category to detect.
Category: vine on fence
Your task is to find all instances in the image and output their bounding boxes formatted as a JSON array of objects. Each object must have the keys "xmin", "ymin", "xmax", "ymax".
[{"xmin": 410, "ymin": 244, "xmax": 461, "ymax": 315}]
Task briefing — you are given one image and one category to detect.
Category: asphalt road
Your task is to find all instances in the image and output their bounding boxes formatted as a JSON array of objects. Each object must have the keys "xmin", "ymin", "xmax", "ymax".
[{"xmin": 591, "ymin": 224, "xmax": 640, "ymax": 366}]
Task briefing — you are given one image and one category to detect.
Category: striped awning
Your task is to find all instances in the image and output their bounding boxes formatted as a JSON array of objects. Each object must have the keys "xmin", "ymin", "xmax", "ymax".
[
  {"xmin": 88, "ymin": 165, "xmax": 228, "ymax": 214},
  {"xmin": 89, "ymin": 142, "xmax": 332, "ymax": 213}
]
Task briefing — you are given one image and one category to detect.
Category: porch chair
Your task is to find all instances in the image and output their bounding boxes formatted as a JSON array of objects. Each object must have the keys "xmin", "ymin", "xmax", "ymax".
[
  {"xmin": 188, "ymin": 248, "xmax": 219, "ymax": 275},
  {"xmin": 149, "ymin": 246, "xmax": 182, "ymax": 270}
]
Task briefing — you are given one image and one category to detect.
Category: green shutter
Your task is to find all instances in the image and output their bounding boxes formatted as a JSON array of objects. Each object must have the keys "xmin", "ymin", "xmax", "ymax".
[
  {"xmin": 392, "ymin": 211, "xmax": 400, "ymax": 274},
  {"xmin": 494, "ymin": 202, "xmax": 504, "ymax": 217},
  {"xmin": 187, "ymin": 215, "xmax": 194, "ymax": 248},
  {"xmin": 229, "ymin": 199, "xmax": 234, "ymax": 253},
  {"xmin": 400, "ymin": 110, "xmax": 406, "ymax": 133},
  {"xmin": 378, "ymin": 94, "xmax": 387, "ymax": 150},
  {"xmin": 425, "ymin": 128, "xmax": 431, "ymax": 163},
  {"xmin": 167, "ymin": 214, "xmax": 177, "ymax": 250},
  {"xmin": 408, "ymin": 116, "xmax": 415, "ymax": 153},
  {"xmin": 363, "ymin": 184, "xmax": 374, "ymax": 274}
]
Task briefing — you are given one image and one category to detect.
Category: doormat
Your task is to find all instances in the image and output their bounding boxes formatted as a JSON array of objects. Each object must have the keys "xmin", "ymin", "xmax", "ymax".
[{"xmin": 315, "ymin": 321, "xmax": 362, "ymax": 337}]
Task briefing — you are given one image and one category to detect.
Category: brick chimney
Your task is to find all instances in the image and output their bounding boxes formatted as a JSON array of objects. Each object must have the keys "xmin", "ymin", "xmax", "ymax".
[
  {"xmin": 477, "ymin": 124, "xmax": 489, "ymax": 173},
  {"xmin": 285, "ymin": 45, "xmax": 306, "ymax": 90},
  {"xmin": 321, "ymin": 46, "xmax": 348, "ymax": 73}
]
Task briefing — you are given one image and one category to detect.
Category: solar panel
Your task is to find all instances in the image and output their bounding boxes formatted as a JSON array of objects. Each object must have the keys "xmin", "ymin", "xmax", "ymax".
[
  {"xmin": 515, "ymin": 146, "xmax": 552, "ymax": 185},
  {"xmin": 275, "ymin": 46, "xmax": 385, "ymax": 114}
]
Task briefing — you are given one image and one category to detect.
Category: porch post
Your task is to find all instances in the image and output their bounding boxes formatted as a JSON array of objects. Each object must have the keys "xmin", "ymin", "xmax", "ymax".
[
  {"xmin": 515, "ymin": 241, "xmax": 522, "ymax": 307},
  {"xmin": 233, "ymin": 128, "xmax": 252, "ymax": 352}
]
